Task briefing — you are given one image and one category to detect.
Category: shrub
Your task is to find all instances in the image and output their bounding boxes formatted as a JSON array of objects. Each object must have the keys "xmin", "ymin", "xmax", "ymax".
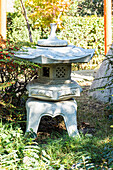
[
  {"xmin": 0, "ymin": 41, "xmax": 39, "ymax": 125},
  {"xmin": 77, "ymin": 0, "xmax": 104, "ymax": 17},
  {"xmin": 60, "ymin": 16, "xmax": 104, "ymax": 69}
]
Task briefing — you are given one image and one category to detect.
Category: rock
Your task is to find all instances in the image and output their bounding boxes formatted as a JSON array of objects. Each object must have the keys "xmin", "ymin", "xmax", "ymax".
[{"xmin": 89, "ymin": 44, "xmax": 113, "ymax": 103}]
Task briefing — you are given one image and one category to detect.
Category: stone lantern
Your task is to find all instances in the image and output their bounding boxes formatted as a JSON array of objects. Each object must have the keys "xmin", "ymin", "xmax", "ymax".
[{"xmin": 14, "ymin": 23, "xmax": 95, "ymax": 137}]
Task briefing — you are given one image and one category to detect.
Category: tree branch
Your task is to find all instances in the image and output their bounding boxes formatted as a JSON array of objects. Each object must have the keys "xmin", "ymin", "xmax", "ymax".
[{"xmin": 20, "ymin": 0, "xmax": 33, "ymax": 42}]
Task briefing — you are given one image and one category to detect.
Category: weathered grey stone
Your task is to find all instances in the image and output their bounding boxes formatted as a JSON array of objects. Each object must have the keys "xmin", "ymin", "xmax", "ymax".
[
  {"xmin": 26, "ymin": 79, "xmax": 82, "ymax": 101},
  {"xmin": 38, "ymin": 23, "xmax": 68, "ymax": 47},
  {"xmin": 14, "ymin": 45, "xmax": 95, "ymax": 64},
  {"xmin": 26, "ymin": 98, "xmax": 79, "ymax": 137},
  {"xmin": 89, "ymin": 44, "xmax": 113, "ymax": 103},
  {"xmin": 26, "ymin": 62, "xmax": 82, "ymax": 101},
  {"xmin": 37, "ymin": 63, "xmax": 71, "ymax": 84},
  {"xmin": 38, "ymin": 39, "xmax": 68, "ymax": 47},
  {"xmin": 71, "ymin": 70, "xmax": 95, "ymax": 82}
]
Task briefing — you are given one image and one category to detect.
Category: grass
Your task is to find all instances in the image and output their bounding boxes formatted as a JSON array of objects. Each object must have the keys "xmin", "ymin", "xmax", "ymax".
[
  {"xmin": 76, "ymin": 86, "xmax": 113, "ymax": 139},
  {"xmin": 0, "ymin": 121, "xmax": 113, "ymax": 169}
]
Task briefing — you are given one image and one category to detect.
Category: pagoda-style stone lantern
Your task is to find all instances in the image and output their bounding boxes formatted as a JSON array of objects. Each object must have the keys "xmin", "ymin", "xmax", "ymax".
[{"xmin": 14, "ymin": 23, "xmax": 95, "ymax": 137}]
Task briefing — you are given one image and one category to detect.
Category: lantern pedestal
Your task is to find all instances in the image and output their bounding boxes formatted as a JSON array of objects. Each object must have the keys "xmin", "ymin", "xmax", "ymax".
[{"xmin": 26, "ymin": 97, "xmax": 79, "ymax": 137}]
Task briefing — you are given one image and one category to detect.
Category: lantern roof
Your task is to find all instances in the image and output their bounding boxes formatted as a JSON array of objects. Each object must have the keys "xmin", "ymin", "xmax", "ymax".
[{"xmin": 14, "ymin": 45, "xmax": 95, "ymax": 64}]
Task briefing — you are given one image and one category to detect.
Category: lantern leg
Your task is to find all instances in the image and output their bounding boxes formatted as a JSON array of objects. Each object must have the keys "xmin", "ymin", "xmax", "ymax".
[{"xmin": 26, "ymin": 98, "xmax": 79, "ymax": 138}]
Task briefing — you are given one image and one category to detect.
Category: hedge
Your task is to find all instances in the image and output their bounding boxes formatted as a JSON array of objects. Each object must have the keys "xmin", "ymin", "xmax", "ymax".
[
  {"xmin": 7, "ymin": 14, "xmax": 104, "ymax": 69},
  {"xmin": 61, "ymin": 16, "xmax": 104, "ymax": 69}
]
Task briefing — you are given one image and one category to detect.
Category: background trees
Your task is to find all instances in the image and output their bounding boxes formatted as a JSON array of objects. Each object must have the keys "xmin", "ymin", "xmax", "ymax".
[{"xmin": 24, "ymin": 0, "xmax": 71, "ymax": 28}]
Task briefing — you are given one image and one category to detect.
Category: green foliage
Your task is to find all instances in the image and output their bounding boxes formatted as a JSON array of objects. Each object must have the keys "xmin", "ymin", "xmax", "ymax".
[
  {"xmin": 0, "ymin": 122, "xmax": 52, "ymax": 169},
  {"xmin": 69, "ymin": 0, "xmax": 103, "ymax": 17},
  {"xmin": 61, "ymin": 16, "xmax": 104, "ymax": 53},
  {"xmin": 7, "ymin": 12, "xmax": 30, "ymax": 42},
  {"xmin": 24, "ymin": 0, "xmax": 71, "ymax": 28},
  {"xmin": 0, "ymin": 122, "xmax": 25, "ymax": 169},
  {"xmin": 7, "ymin": 12, "xmax": 42, "ymax": 43},
  {"xmin": 0, "ymin": 121, "xmax": 113, "ymax": 169},
  {"xmin": 77, "ymin": 0, "xmax": 104, "ymax": 17},
  {"xmin": 44, "ymin": 136, "xmax": 113, "ymax": 169},
  {"xmin": 0, "ymin": 41, "xmax": 39, "ymax": 124},
  {"xmin": 59, "ymin": 16, "xmax": 104, "ymax": 70}
]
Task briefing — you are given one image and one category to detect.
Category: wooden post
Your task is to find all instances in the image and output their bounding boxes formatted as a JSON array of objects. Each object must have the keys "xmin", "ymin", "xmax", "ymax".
[
  {"xmin": 0, "ymin": 0, "xmax": 7, "ymax": 40},
  {"xmin": 104, "ymin": 0, "xmax": 112, "ymax": 55}
]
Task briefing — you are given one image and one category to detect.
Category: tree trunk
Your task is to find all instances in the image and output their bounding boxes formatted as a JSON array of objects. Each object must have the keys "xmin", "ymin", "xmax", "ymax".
[{"xmin": 20, "ymin": 0, "xmax": 33, "ymax": 42}]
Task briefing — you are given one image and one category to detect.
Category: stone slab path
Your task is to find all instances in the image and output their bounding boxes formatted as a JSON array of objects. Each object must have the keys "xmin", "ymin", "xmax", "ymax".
[{"xmin": 71, "ymin": 69, "xmax": 97, "ymax": 86}]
